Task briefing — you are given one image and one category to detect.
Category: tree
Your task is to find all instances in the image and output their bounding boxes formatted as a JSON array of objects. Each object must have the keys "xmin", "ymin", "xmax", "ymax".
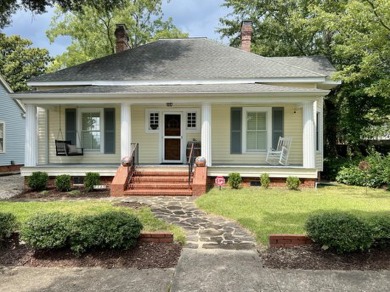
[
  {"xmin": 0, "ymin": 0, "xmax": 126, "ymax": 28},
  {"xmin": 218, "ymin": 0, "xmax": 390, "ymax": 153},
  {"xmin": 47, "ymin": 0, "xmax": 187, "ymax": 70},
  {"xmin": 0, "ymin": 34, "xmax": 52, "ymax": 92}
]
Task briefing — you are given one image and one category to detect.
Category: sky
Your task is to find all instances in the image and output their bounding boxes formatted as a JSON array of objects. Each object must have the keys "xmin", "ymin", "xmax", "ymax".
[{"xmin": 2, "ymin": 0, "xmax": 232, "ymax": 57}]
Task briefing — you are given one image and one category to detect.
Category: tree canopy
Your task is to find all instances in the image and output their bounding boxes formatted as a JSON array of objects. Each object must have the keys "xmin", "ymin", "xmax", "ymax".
[
  {"xmin": 0, "ymin": 0, "xmax": 126, "ymax": 28},
  {"xmin": 0, "ymin": 34, "xmax": 52, "ymax": 92},
  {"xmin": 219, "ymin": 0, "xmax": 390, "ymax": 151},
  {"xmin": 47, "ymin": 0, "xmax": 187, "ymax": 70}
]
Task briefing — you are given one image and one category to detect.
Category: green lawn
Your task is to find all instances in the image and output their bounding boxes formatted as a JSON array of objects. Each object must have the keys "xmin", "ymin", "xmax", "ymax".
[
  {"xmin": 0, "ymin": 200, "xmax": 185, "ymax": 244},
  {"xmin": 196, "ymin": 185, "xmax": 390, "ymax": 245}
]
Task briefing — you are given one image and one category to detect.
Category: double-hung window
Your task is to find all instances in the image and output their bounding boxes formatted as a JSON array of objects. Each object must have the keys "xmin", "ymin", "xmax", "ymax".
[
  {"xmin": 80, "ymin": 109, "xmax": 103, "ymax": 152},
  {"xmin": 243, "ymin": 107, "xmax": 271, "ymax": 152},
  {"xmin": 0, "ymin": 122, "xmax": 4, "ymax": 153}
]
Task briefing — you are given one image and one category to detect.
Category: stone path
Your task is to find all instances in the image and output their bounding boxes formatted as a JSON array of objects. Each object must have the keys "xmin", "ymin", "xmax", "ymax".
[
  {"xmin": 122, "ymin": 196, "xmax": 257, "ymax": 250},
  {"xmin": 0, "ymin": 174, "xmax": 24, "ymax": 200}
]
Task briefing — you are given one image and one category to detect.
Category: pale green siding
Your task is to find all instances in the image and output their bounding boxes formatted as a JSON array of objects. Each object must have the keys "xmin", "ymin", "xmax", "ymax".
[{"xmin": 211, "ymin": 104, "xmax": 303, "ymax": 165}]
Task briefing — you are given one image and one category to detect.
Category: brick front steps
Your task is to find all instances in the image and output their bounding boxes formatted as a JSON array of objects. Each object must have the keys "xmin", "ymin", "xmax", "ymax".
[
  {"xmin": 269, "ymin": 234, "xmax": 313, "ymax": 248},
  {"xmin": 124, "ymin": 169, "xmax": 193, "ymax": 196}
]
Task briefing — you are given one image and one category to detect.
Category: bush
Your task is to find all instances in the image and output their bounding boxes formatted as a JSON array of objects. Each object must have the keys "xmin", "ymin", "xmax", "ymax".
[
  {"xmin": 84, "ymin": 172, "xmax": 100, "ymax": 192},
  {"xmin": 70, "ymin": 211, "xmax": 143, "ymax": 254},
  {"xmin": 336, "ymin": 166, "xmax": 366, "ymax": 186},
  {"xmin": 368, "ymin": 215, "xmax": 390, "ymax": 248},
  {"xmin": 0, "ymin": 213, "xmax": 18, "ymax": 241},
  {"xmin": 28, "ymin": 171, "xmax": 49, "ymax": 191},
  {"xmin": 323, "ymin": 157, "xmax": 358, "ymax": 181},
  {"xmin": 305, "ymin": 212, "xmax": 373, "ymax": 253},
  {"xmin": 286, "ymin": 176, "xmax": 300, "ymax": 190},
  {"xmin": 260, "ymin": 173, "xmax": 270, "ymax": 189},
  {"xmin": 55, "ymin": 175, "xmax": 72, "ymax": 192},
  {"xmin": 228, "ymin": 173, "xmax": 242, "ymax": 189},
  {"xmin": 21, "ymin": 212, "xmax": 73, "ymax": 250},
  {"xmin": 335, "ymin": 152, "xmax": 390, "ymax": 188}
]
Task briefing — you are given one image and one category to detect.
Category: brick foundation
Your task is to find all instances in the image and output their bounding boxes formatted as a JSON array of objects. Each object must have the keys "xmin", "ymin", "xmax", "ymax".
[
  {"xmin": 138, "ymin": 231, "xmax": 174, "ymax": 243},
  {"xmin": 23, "ymin": 175, "xmax": 114, "ymax": 190},
  {"xmin": 0, "ymin": 164, "xmax": 23, "ymax": 173},
  {"xmin": 269, "ymin": 234, "xmax": 313, "ymax": 248}
]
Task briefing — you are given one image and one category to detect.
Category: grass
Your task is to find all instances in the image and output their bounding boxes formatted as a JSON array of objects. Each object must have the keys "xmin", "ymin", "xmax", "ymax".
[
  {"xmin": 0, "ymin": 200, "xmax": 185, "ymax": 244},
  {"xmin": 196, "ymin": 185, "xmax": 390, "ymax": 245}
]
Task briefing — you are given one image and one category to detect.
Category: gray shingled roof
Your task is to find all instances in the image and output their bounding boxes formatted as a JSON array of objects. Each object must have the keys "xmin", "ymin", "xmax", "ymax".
[
  {"xmin": 31, "ymin": 38, "xmax": 327, "ymax": 83},
  {"xmin": 270, "ymin": 56, "xmax": 336, "ymax": 77},
  {"xmin": 22, "ymin": 83, "xmax": 328, "ymax": 95}
]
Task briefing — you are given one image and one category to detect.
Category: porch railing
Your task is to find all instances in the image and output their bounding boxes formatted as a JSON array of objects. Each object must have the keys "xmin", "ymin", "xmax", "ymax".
[
  {"xmin": 126, "ymin": 143, "xmax": 139, "ymax": 187},
  {"xmin": 187, "ymin": 142, "xmax": 196, "ymax": 188}
]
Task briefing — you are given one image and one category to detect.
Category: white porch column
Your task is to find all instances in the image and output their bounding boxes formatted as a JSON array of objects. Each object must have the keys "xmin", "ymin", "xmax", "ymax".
[
  {"xmin": 25, "ymin": 105, "xmax": 38, "ymax": 167},
  {"xmin": 201, "ymin": 103, "xmax": 212, "ymax": 166},
  {"xmin": 120, "ymin": 103, "xmax": 131, "ymax": 158},
  {"xmin": 302, "ymin": 102, "xmax": 316, "ymax": 168}
]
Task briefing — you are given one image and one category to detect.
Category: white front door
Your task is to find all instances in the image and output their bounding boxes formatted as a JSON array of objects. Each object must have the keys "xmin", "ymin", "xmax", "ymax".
[{"xmin": 163, "ymin": 113, "xmax": 182, "ymax": 163}]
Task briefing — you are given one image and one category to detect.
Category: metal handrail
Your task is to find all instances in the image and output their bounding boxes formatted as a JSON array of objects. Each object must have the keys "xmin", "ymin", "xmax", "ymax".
[
  {"xmin": 126, "ymin": 143, "xmax": 139, "ymax": 187},
  {"xmin": 187, "ymin": 142, "xmax": 196, "ymax": 188}
]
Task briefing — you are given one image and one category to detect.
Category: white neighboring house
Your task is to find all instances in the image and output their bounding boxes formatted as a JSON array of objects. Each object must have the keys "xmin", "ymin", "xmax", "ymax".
[
  {"xmin": 13, "ymin": 22, "xmax": 340, "ymax": 193},
  {"xmin": 0, "ymin": 75, "xmax": 25, "ymax": 171}
]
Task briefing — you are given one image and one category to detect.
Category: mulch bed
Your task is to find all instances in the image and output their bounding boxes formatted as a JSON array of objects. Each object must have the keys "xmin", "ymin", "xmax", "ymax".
[
  {"xmin": 259, "ymin": 244, "xmax": 390, "ymax": 270},
  {"xmin": 10, "ymin": 187, "xmax": 110, "ymax": 200},
  {"xmin": 0, "ymin": 241, "xmax": 182, "ymax": 269}
]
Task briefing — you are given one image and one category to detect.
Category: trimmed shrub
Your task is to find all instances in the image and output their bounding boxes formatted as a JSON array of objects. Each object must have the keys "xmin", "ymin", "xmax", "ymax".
[
  {"xmin": 286, "ymin": 176, "xmax": 300, "ymax": 190},
  {"xmin": 0, "ymin": 213, "xmax": 18, "ymax": 241},
  {"xmin": 228, "ymin": 173, "xmax": 242, "ymax": 189},
  {"xmin": 21, "ymin": 212, "xmax": 73, "ymax": 250},
  {"xmin": 305, "ymin": 212, "xmax": 373, "ymax": 253},
  {"xmin": 260, "ymin": 173, "xmax": 270, "ymax": 189},
  {"xmin": 84, "ymin": 172, "xmax": 100, "ymax": 192},
  {"xmin": 28, "ymin": 171, "xmax": 49, "ymax": 191},
  {"xmin": 70, "ymin": 211, "xmax": 143, "ymax": 254},
  {"xmin": 368, "ymin": 215, "xmax": 390, "ymax": 248},
  {"xmin": 55, "ymin": 175, "xmax": 72, "ymax": 192}
]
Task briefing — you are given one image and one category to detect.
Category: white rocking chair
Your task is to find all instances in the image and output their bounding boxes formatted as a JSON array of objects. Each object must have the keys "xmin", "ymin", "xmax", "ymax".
[{"xmin": 266, "ymin": 137, "xmax": 292, "ymax": 165}]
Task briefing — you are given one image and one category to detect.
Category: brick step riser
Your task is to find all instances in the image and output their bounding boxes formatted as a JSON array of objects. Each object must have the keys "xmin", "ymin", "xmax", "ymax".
[
  {"xmin": 134, "ymin": 172, "xmax": 189, "ymax": 177},
  {"xmin": 131, "ymin": 177, "xmax": 190, "ymax": 183},
  {"xmin": 129, "ymin": 184, "xmax": 190, "ymax": 190},
  {"xmin": 123, "ymin": 190, "xmax": 193, "ymax": 196}
]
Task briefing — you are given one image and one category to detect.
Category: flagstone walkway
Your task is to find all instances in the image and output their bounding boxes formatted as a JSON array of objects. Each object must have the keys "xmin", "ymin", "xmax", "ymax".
[{"xmin": 122, "ymin": 196, "xmax": 257, "ymax": 250}]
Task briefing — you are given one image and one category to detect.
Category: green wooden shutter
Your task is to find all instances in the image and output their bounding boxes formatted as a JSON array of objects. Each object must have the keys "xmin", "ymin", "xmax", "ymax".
[
  {"xmin": 272, "ymin": 107, "xmax": 284, "ymax": 149},
  {"xmin": 231, "ymin": 107, "xmax": 242, "ymax": 154},
  {"xmin": 104, "ymin": 108, "xmax": 115, "ymax": 154},
  {"xmin": 65, "ymin": 109, "xmax": 77, "ymax": 144}
]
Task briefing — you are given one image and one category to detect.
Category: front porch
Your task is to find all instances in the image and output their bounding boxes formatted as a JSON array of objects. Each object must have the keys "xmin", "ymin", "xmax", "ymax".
[{"xmin": 20, "ymin": 163, "xmax": 316, "ymax": 178}]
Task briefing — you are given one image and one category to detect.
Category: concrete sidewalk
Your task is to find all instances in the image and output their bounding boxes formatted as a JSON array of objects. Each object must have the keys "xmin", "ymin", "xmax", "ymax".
[
  {"xmin": 2, "ymin": 249, "xmax": 389, "ymax": 292},
  {"xmin": 171, "ymin": 249, "xmax": 390, "ymax": 292}
]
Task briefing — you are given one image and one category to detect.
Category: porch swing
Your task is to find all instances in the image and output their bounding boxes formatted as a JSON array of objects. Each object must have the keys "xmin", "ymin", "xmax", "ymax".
[{"xmin": 55, "ymin": 107, "xmax": 84, "ymax": 156}]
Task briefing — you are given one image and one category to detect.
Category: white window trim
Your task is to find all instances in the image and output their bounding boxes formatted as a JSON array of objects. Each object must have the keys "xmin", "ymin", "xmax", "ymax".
[
  {"xmin": 78, "ymin": 108, "xmax": 104, "ymax": 153},
  {"xmin": 145, "ymin": 109, "xmax": 161, "ymax": 133},
  {"xmin": 0, "ymin": 121, "xmax": 5, "ymax": 154},
  {"xmin": 316, "ymin": 110, "xmax": 323, "ymax": 153},
  {"xmin": 186, "ymin": 109, "xmax": 200, "ymax": 132},
  {"xmin": 242, "ymin": 107, "xmax": 272, "ymax": 153}
]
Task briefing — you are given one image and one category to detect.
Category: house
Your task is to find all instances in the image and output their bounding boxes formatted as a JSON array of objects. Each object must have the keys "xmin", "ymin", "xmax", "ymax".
[
  {"xmin": 0, "ymin": 75, "xmax": 25, "ymax": 173},
  {"xmin": 13, "ymin": 22, "xmax": 339, "ymax": 195}
]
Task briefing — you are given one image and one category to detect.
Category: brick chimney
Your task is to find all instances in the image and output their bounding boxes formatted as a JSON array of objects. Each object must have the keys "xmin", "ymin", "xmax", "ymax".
[
  {"xmin": 240, "ymin": 20, "xmax": 253, "ymax": 52},
  {"xmin": 114, "ymin": 24, "xmax": 130, "ymax": 53}
]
